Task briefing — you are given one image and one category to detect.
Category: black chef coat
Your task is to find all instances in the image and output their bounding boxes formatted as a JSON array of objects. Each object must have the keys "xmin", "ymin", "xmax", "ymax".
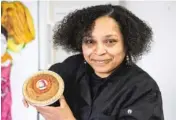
[{"xmin": 49, "ymin": 54, "xmax": 164, "ymax": 120}]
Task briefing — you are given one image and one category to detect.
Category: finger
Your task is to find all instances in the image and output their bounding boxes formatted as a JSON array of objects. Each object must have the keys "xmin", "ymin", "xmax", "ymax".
[
  {"xmin": 38, "ymin": 111, "xmax": 51, "ymax": 120},
  {"xmin": 35, "ymin": 106, "xmax": 53, "ymax": 112},
  {"xmin": 35, "ymin": 106, "xmax": 46, "ymax": 112},
  {"xmin": 23, "ymin": 99, "xmax": 29, "ymax": 108},
  {"xmin": 59, "ymin": 95, "xmax": 67, "ymax": 108},
  {"xmin": 36, "ymin": 106, "xmax": 56, "ymax": 120}
]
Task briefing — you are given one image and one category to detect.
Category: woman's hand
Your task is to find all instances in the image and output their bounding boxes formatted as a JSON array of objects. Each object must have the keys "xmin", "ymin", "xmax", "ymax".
[{"xmin": 23, "ymin": 96, "xmax": 76, "ymax": 120}]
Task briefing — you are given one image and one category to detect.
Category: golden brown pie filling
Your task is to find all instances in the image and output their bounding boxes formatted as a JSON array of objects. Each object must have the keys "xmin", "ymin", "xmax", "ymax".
[{"xmin": 23, "ymin": 71, "xmax": 64, "ymax": 106}]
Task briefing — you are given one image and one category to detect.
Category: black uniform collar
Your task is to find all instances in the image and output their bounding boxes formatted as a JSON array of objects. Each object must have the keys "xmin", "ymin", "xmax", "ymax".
[
  {"xmin": 86, "ymin": 59, "xmax": 129, "ymax": 81},
  {"xmin": 77, "ymin": 59, "xmax": 131, "ymax": 106}
]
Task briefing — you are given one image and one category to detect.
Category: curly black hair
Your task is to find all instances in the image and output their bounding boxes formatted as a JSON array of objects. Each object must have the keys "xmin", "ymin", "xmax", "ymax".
[{"xmin": 53, "ymin": 4, "xmax": 153, "ymax": 62}]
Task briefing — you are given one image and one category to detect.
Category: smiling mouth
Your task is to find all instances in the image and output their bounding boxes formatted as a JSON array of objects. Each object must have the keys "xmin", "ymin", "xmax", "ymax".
[{"xmin": 91, "ymin": 59, "xmax": 112, "ymax": 65}]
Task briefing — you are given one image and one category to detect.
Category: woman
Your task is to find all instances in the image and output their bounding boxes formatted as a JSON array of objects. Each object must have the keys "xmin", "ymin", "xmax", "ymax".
[{"xmin": 24, "ymin": 4, "xmax": 164, "ymax": 120}]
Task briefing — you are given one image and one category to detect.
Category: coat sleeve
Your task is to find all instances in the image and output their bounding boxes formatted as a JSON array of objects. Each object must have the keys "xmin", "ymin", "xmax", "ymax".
[
  {"xmin": 48, "ymin": 54, "xmax": 83, "ymax": 81},
  {"xmin": 118, "ymin": 75, "xmax": 164, "ymax": 120},
  {"xmin": 48, "ymin": 54, "xmax": 83, "ymax": 93}
]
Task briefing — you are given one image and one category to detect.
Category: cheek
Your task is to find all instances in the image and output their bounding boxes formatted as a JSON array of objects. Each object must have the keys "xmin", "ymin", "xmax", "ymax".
[
  {"xmin": 107, "ymin": 46, "xmax": 126, "ymax": 59},
  {"xmin": 82, "ymin": 46, "xmax": 93, "ymax": 58}
]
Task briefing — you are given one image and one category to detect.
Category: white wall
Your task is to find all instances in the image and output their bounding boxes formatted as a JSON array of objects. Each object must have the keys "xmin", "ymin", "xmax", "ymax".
[
  {"xmin": 124, "ymin": 1, "xmax": 176, "ymax": 120},
  {"xmin": 9, "ymin": 1, "xmax": 38, "ymax": 120}
]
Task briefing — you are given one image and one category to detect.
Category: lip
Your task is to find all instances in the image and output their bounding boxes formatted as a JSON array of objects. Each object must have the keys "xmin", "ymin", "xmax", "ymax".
[
  {"xmin": 92, "ymin": 59, "xmax": 111, "ymax": 61},
  {"xmin": 91, "ymin": 59, "xmax": 112, "ymax": 65}
]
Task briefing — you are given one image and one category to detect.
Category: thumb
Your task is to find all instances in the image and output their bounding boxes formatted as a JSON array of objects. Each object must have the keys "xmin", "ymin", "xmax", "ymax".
[
  {"xmin": 23, "ymin": 99, "xmax": 29, "ymax": 108},
  {"xmin": 59, "ymin": 95, "xmax": 67, "ymax": 108}
]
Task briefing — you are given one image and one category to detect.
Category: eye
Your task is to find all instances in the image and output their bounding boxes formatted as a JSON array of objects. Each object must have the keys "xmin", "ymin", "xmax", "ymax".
[
  {"xmin": 82, "ymin": 39, "xmax": 95, "ymax": 47},
  {"xmin": 84, "ymin": 40, "xmax": 94, "ymax": 44},
  {"xmin": 105, "ymin": 39, "xmax": 117, "ymax": 46}
]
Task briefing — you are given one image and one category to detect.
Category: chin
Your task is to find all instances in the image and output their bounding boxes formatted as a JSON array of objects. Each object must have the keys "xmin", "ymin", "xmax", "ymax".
[{"xmin": 93, "ymin": 67, "xmax": 111, "ymax": 74}]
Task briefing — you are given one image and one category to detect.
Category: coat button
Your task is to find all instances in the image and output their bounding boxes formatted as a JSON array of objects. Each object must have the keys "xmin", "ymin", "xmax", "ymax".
[{"xmin": 127, "ymin": 109, "xmax": 132, "ymax": 114}]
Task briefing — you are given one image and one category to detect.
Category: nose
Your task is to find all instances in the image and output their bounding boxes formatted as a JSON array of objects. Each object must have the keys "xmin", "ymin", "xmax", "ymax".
[{"xmin": 94, "ymin": 44, "xmax": 106, "ymax": 55}]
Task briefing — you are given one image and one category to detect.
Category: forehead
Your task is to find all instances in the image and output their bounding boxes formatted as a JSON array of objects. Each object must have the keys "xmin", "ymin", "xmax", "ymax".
[{"xmin": 91, "ymin": 16, "xmax": 121, "ymax": 37}]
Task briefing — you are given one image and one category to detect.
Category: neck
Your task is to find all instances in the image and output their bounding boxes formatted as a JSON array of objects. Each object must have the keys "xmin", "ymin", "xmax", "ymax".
[{"xmin": 94, "ymin": 71, "xmax": 112, "ymax": 78}]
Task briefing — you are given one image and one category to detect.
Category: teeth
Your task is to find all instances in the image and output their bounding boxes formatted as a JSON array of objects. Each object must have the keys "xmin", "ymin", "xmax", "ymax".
[
  {"xmin": 94, "ymin": 60, "xmax": 110, "ymax": 64},
  {"xmin": 96, "ymin": 61, "xmax": 104, "ymax": 63}
]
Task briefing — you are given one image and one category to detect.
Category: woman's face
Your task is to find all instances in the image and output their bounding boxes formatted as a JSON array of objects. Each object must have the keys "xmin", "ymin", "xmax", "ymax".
[{"xmin": 82, "ymin": 16, "xmax": 126, "ymax": 78}]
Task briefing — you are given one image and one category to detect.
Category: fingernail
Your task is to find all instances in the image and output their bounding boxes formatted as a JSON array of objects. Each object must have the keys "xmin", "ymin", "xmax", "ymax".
[{"xmin": 25, "ymin": 104, "xmax": 29, "ymax": 108}]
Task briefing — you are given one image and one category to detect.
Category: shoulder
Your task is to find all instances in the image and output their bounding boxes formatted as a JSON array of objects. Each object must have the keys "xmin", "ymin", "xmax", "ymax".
[
  {"xmin": 49, "ymin": 54, "xmax": 84, "ymax": 72},
  {"xmin": 48, "ymin": 54, "xmax": 84, "ymax": 81},
  {"xmin": 128, "ymin": 64, "xmax": 160, "ymax": 91},
  {"xmin": 120, "ymin": 64, "xmax": 164, "ymax": 120},
  {"xmin": 123, "ymin": 64, "xmax": 162, "ymax": 106}
]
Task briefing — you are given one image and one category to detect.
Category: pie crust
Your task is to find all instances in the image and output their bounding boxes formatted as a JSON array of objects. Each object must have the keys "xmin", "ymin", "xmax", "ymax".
[{"xmin": 23, "ymin": 70, "xmax": 64, "ymax": 106}]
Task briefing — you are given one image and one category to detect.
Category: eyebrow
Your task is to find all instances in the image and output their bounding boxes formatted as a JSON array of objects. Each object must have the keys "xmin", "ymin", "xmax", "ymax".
[
  {"xmin": 84, "ymin": 34, "xmax": 118, "ymax": 40},
  {"xmin": 104, "ymin": 34, "xmax": 118, "ymax": 38}
]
